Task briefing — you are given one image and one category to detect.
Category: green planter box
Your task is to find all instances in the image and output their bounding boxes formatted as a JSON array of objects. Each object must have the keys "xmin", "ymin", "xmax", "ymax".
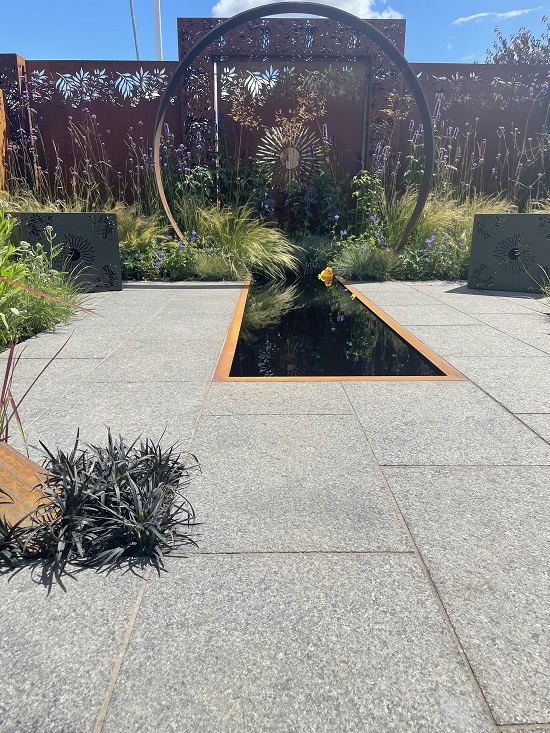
[
  {"xmin": 468, "ymin": 213, "xmax": 550, "ymax": 293},
  {"xmin": 18, "ymin": 212, "xmax": 122, "ymax": 292}
]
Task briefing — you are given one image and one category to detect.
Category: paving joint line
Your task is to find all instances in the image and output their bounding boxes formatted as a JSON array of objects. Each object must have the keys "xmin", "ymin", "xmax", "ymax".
[
  {"xmin": 499, "ymin": 725, "xmax": 550, "ymax": 731},
  {"xmin": 340, "ymin": 379, "xmax": 501, "ymax": 732},
  {"xmin": 405, "ymin": 283, "xmax": 550, "ymax": 356},
  {"xmin": 92, "ymin": 565, "xmax": 153, "ymax": 733},
  {"xmin": 192, "ymin": 549, "xmax": 416, "ymax": 556},
  {"xmin": 20, "ymin": 293, "xmax": 178, "ymax": 431}
]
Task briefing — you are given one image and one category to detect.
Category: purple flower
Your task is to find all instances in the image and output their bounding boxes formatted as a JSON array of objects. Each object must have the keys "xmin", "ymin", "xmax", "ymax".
[
  {"xmin": 207, "ymin": 247, "xmax": 213, "ymax": 254},
  {"xmin": 154, "ymin": 261, "xmax": 161, "ymax": 268},
  {"xmin": 157, "ymin": 251, "xmax": 165, "ymax": 259},
  {"xmin": 334, "ymin": 214, "xmax": 340, "ymax": 221},
  {"xmin": 190, "ymin": 230, "xmax": 197, "ymax": 242},
  {"xmin": 134, "ymin": 253, "xmax": 139, "ymax": 259},
  {"xmin": 340, "ymin": 229, "xmax": 347, "ymax": 237},
  {"xmin": 336, "ymin": 314, "xmax": 344, "ymax": 322},
  {"xmin": 178, "ymin": 242, "xmax": 184, "ymax": 250}
]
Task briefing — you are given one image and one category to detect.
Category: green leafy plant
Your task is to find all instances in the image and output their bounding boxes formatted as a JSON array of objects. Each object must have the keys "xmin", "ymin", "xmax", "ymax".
[{"xmin": 0, "ymin": 430, "xmax": 200, "ymax": 579}]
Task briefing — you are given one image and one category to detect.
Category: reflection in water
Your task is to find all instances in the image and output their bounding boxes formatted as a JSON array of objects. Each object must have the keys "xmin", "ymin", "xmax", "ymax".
[{"xmin": 230, "ymin": 278, "xmax": 444, "ymax": 377}]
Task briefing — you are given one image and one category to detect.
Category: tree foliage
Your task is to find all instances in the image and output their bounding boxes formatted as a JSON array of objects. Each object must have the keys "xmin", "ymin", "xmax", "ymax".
[{"xmin": 486, "ymin": 16, "xmax": 550, "ymax": 64}]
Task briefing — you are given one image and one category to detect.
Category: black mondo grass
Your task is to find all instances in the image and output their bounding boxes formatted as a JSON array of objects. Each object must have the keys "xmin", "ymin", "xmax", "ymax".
[{"xmin": 0, "ymin": 430, "xmax": 200, "ymax": 578}]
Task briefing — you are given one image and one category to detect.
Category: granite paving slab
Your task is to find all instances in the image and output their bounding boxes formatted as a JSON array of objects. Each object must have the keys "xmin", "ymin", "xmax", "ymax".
[
  {"xmin": 189, "ymin": 414, "xmax": 409, "ymax": 552},
  {"xmin": 101, "ymin": 554, "xmax": 495, "ymax": 733},
  {"xmin": 449, "ymin": 356, "xmax": 550, "ymax": 413},
  {"xmin": 402, "ymin": 324, "xmax": 545, "ymax": 357},
  {"xmin": 15, "ymin": 381, "xmax": 206, "ymax": 460},
  {"xmin": 0, "ymin": 568, "xmax": 143, "ymax": 733},
  {"xmin": 351, "ymin": 286, "xmax": 437, "ymax": 306},
  {"xmin": 81, "ymin": 342, "xmax": 224, "ymax": 383},
  {"xmin": 517, "ymin": 414, "xmax": 550, "ymax": 443},
  {"xmin": 11, "ymin": 324, "xmax": 141, "ymax": 360},
  {"xmin": 373, "ymin": 304, "xmax": 479, "ymax": 326},
  {"xmin": 344, "ymin": 380, "xmax": 550, "ymax": 465},
  {"xmin": 418, "ymin": 292, "xmax": 543, "ymax": 314},
  {"xmin": 3, "ymin": 357, "xmax": 102, "ymax": 421},
  {"xmin": 203, "ymin": 381, "xmax": 353, "ymax": 415},
  {"xmin": 469, "ymin": 312, "xmax": 550, "ymax": 354},
  {"xmin": 382, "ymin": 465, "xmax": 550, "ymax": 725}
]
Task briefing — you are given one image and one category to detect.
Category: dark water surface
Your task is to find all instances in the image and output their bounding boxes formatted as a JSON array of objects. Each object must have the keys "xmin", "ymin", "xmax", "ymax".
[{"xmin": 229, "ymin": 278, "xmax": 444, "ymax": 378}]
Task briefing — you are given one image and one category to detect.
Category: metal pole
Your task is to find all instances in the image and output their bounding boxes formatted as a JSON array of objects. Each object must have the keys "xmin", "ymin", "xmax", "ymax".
[
  {"xmin": 154, "ymin": 0, "xmax": 163, "ymax": 61},
  {"xmin": 129, "ymin": 0, "xmax": 140, "ymax": 61}
]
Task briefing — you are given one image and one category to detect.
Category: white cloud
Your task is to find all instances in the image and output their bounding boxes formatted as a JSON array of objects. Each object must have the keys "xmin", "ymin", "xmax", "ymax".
[
  {"xmin": 453, "ymin": 7, "xmax": 540, "ymax": 25},
  {"xmin": 460, "ymin": 54, "xmax": 476, "ymax": 61},
  {"xmin": 211, "ymin": 0, "xmax": 403, "ymax": 20},
  {"xmin": 447, "ymin": 43, "xmax": 452, "ymax": 51},
  {"xmin": 453, "ymin": 12, "xmax": 490, "ymax": 25}
]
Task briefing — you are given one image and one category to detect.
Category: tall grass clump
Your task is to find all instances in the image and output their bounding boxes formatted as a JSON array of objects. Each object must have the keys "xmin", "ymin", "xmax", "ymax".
[{"xmin": 196, "ymin": 205, "xmax": 299, "ymax": 279}]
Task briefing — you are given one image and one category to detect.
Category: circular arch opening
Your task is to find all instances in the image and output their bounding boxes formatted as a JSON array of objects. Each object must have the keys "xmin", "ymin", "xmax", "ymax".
[{"xmin": 154, "ymin": 2, "xmax": 434, "ymax": 252}]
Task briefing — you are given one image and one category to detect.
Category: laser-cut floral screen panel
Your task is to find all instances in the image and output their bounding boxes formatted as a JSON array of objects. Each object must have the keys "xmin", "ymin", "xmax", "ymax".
[
  {"xmin": 177, "ymin": 17, "xmax": 406, "ymax": 170},
  {"xmin": 468, "ymin": 214, "xmax": 550, "ymax": 293},
  {"xmin": 216, "ymin": 59, "xmax": 370, "ymax": 184}
]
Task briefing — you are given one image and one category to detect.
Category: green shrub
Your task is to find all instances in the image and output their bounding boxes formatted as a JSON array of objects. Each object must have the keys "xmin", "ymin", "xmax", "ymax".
[{"xmin": 0, "ymin": 214, "xmax": 83, "ymax": 346}]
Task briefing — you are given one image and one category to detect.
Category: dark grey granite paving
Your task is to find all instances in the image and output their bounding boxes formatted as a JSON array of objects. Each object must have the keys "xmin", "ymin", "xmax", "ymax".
[
  {"xmin": 0, "ymin": 568, "xmax": 144, "ymax": 733},
  {"xmin": 450, "ymin": 356, "xmax": 550, "ymax": 413},
  {"xmin": 101, "ymin": 554, "xmax": 495, "ymax": 733},
  {"xmin": 382, "ymin": 466, "xmax": 550, "ymax": 725},
  {"xmin": 3, "ymin": 280, "xmax": 550, "ymax": 731},
  {"xmin": 344, "ymin": 380, "xmax": 550, "ymax": 466},
  {"xmin": 188, "ymin": 414, "xmax": 409, "ymax": 553}
]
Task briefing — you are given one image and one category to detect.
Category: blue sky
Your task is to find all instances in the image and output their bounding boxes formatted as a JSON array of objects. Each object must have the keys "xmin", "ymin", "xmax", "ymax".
[{"xmin": 2, "ymin": 0, "xmax": 547, "ymax": 64}]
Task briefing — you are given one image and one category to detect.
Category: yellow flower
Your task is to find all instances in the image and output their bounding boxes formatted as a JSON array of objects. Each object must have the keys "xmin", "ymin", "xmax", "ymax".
[
  {"xmin": 318, "ymin": 266, "xmax": 334, "ymax": 287},
  {"xmin": 350, "ymin": 293, "xmax": 356, "ymax": 299}
]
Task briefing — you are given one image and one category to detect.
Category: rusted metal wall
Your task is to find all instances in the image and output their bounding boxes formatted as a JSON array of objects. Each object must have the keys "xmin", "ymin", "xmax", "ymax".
[
  {"xmin": 0, "ymin": 56, "xmax": 181, "ymax": 196},
  {"xmin": 1, "ymin": 35, "xmax": 548, "ymax": 203},
  {"xmin": 404, "ymin": 63, "xmax": 550, "ymax": 197}
]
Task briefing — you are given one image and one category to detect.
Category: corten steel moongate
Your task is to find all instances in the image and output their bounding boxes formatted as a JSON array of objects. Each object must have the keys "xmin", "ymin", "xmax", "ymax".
[
  {"xmin": 0, "ymin": 89, "xmax": 7, "ymax": 190},
  {"xmin": 154, "ymin": 3, "xmax": 435, "ymax": 252},
  {"xmin": 213, "ymin": 278, "xmax": 466, "ymax": 382}
]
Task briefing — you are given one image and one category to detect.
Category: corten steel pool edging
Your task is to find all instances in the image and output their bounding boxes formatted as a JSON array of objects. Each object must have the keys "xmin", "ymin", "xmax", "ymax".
[{"xmin": 213, "ymin": 278, "xmax": 467, "ymax": 382}]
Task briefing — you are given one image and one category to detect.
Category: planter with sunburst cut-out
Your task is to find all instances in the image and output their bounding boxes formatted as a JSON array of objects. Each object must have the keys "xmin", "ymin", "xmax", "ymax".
[
  {"xmin": 468, "ymin": 213, "xmax": 550, "ymax": 293},
  {"xmin": 17, "ymin": 212, "xmax": 122, "ymax": 292}
]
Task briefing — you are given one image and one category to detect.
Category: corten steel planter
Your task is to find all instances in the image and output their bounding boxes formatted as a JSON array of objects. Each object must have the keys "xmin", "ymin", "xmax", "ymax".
[
  {"xmin": 0, "ymin": 443, "xmax": 47, "ymax": 527},
  {"xmin": 468, "ymin": 213, "xmax": 550, "ymax": 293},
  {"xmin": 17, "ymin": 212, "xmax": 122, "ymax": 292}
]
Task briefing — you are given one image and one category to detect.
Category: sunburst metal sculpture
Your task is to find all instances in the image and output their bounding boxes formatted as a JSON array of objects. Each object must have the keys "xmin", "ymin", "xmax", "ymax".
[
  {"xmin": 256, "ymin": 125, "xmax": 322, "ymax": 185},
  {"xmin": 493, "ymin": 234, "xmax": 536, "ymax": 276}
]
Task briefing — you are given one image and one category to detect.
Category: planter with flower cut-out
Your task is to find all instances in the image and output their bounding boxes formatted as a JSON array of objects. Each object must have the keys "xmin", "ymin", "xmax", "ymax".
[
  {"xmin": 468, "ymin": 213, "xmax": 550, "ymax": 293},
  {"xmin": 17, "ymin": 212, "xmax": 122, "ymax": 292}
]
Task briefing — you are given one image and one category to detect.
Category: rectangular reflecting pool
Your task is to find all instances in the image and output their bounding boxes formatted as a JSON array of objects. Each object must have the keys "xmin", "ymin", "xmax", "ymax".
[{"xmin": 214, "ymin": 278, "xmax": 465, "ymax": 381}]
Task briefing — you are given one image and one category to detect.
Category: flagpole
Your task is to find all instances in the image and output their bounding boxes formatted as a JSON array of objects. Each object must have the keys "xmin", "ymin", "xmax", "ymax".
[
  {"xmin": 154, "ymin": 0, "xmax": 163, "ymax": 61},
  {"xmin": 129, "ymin": 0, "xmax": 140, "ymax": 61}
]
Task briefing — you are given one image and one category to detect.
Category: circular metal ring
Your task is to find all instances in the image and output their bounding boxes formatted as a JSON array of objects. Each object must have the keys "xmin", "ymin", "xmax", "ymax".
[{"xmin": 154, "ymin": 2, "xmax": 434, "ymax": 251}]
